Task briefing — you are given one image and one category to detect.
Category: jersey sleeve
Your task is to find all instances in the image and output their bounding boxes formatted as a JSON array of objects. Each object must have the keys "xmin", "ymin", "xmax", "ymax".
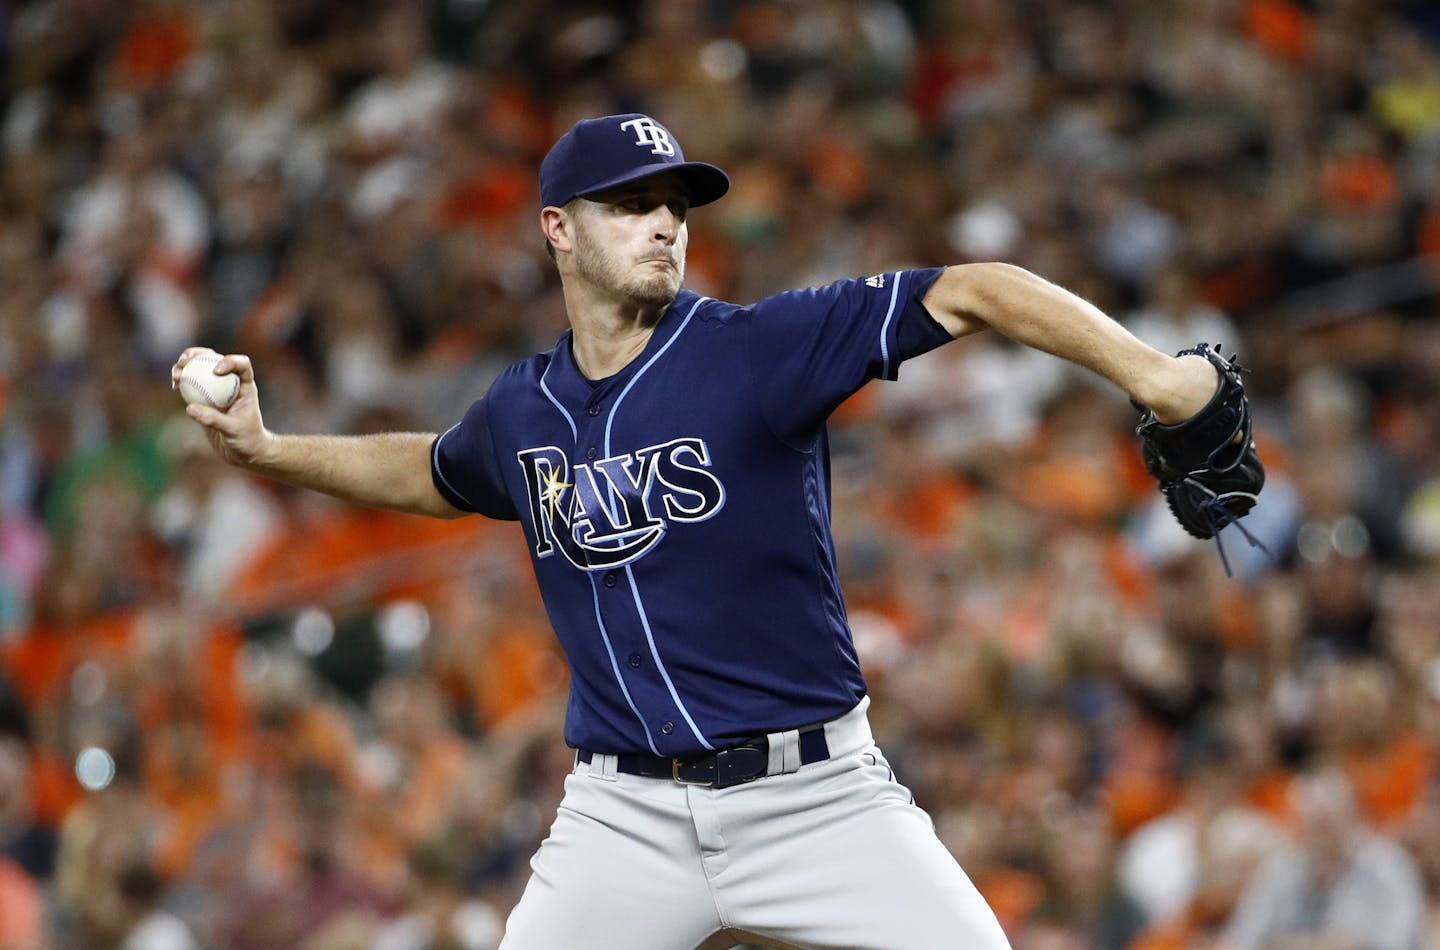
[
  {"xmin": 430, "ymin": 394, "xmax": 519, "ymax": 521},
  {"xmin": 745, "ymin": 266, "xmax": 950, "ymax": 445}
]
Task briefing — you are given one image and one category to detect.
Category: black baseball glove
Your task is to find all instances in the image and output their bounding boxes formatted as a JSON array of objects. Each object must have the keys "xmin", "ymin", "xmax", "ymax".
[{"xmin": 1135, "ymin": 343, "xmax": 1265, "ymax": 541}]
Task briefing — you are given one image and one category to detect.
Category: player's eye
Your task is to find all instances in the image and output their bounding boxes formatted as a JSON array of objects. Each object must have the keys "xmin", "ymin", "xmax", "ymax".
[{"xmin": 612, "ymin": 195, "xmax": 686, "ymax": 221}]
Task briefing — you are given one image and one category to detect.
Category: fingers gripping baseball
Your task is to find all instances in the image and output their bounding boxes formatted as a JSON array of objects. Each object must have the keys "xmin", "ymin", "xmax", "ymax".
[{"xmin": 171, "ymin": 348, "xmax": 270, "ymax": 466}]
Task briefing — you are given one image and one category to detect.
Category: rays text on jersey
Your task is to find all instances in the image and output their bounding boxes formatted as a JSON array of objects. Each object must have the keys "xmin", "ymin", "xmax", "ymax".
[{"xmin": 517, "ymin": 438, "xmax": 726, "ymax": 569}]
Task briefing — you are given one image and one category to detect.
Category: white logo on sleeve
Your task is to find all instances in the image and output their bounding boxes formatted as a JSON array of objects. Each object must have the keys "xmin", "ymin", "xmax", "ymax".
[
  {"xmin": 865, "ymin": 274, "xmax": 886, "ymax": 289},
  {"xmin": 619, "ymin": 117, "xmax": 676, "ymax": 156}
]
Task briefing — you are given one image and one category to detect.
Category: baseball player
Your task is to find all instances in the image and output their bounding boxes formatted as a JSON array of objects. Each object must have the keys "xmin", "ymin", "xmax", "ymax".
[{"xmin": 175, "ymin": 113, "xmax": 1231, "ymax": 949}]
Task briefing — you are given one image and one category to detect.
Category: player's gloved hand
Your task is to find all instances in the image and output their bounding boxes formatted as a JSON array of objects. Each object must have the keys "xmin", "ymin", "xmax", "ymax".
[{"xmin": 1134, "ymin": 342, "xmax": 1266, "ymax": 543}]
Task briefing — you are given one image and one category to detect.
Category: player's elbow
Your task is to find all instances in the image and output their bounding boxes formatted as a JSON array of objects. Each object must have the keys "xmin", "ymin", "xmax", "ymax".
[
  {"xmin": 431, "ymin": 499, "xmax": 473, "ymax": 520},
  {"xmin": 410, "ymin": 486, "xmax": 473, "ymax": 520},
  {"xmin": 924, "ymin": 263, "xmax": 1025, "ymax": 339}
]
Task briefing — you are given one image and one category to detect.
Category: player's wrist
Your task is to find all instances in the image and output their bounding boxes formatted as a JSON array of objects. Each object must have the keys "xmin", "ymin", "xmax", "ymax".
[
  {"xmin": 242, "ymin": 429, "xmax": 283, "ymax": 471},
  {"xmin": 1140, "ymin": 353, "xmax": 1220, "ymax": 425}
]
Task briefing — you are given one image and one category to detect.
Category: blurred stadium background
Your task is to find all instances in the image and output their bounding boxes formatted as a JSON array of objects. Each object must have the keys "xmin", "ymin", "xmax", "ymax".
[{"xmin": 1, "ymin": 0, "xmax": 1439, "ymax": 947}]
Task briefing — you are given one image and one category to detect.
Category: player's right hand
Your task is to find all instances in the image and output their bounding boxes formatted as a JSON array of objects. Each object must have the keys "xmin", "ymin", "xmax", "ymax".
[{"xmin": 171, "ymin": 347, "xmax": 273, "ymax": 469}]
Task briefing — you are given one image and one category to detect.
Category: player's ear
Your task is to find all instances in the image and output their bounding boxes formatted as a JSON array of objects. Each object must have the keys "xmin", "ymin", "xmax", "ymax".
[{"xmin": 541, "ymin": 206, "xmax": 574, "ymax": 255}]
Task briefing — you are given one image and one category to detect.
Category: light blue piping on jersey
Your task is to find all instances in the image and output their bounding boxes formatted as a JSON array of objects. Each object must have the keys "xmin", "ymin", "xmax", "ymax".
[
  {"xmin": 539, "ymin": 352, "xmax": 658, "ymax": 751},
  {"xmin": 605, "ymin": 295, "xmax": 715, "ymax": 751},
  {"xmin": 538, "ymin": 363, "xmax": 578, "ymax": 440},
  {"xmin": 601, "ymin": 295, "xmax": 709, "ymax": 457},
  {"xmin": 589, "ymin": 577, "xmax": 661, "ymax": 755},
  {"xmin": 878, "ymin": 272, "xmax": 902, "ymax": 380},
  {"xmin": 431, "ymin": 424, "xmax": 478, "ymax": 509}
]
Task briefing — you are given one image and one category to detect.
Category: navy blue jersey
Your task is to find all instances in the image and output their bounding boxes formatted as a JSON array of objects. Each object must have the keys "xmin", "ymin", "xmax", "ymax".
[{"xmin": 432, "ymin": 268, "xmax": 950, "ymax": 756}]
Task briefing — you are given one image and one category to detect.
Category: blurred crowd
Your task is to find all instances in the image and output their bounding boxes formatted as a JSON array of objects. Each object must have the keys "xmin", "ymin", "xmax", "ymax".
[{"xmin": 1, "ymin": 0, "xmax": 1440, "ymax": 947}]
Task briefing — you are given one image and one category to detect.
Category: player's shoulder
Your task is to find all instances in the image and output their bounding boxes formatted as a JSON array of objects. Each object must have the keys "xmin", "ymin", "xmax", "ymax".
[
  {"xmin": 737, "ymin": 272, "xmax": 903, "ymax": 318},
  {"xmin": 680, "ymin": 289, "xmax": 739, "ymax": 327},
  {"xmin": 484, "ymin": 342, "xmax": 563, "ymax": 396}
]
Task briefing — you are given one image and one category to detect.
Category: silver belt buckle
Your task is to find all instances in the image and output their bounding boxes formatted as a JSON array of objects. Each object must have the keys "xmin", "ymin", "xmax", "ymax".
[{"xmin": 672, "ymin": 758, "xmax": 713, "ymax": 786}]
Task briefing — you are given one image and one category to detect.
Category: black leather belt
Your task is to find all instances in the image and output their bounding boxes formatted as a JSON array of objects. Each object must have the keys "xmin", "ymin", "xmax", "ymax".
[{"xmin": 578, "ymin": 723, "xmax": 830, "ymax": 789}]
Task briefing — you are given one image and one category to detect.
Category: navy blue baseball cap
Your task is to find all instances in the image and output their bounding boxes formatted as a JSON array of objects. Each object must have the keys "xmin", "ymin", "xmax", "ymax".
[{"xmin": 539, "ymin": 113, "xmax": 730, "ymax": 209}]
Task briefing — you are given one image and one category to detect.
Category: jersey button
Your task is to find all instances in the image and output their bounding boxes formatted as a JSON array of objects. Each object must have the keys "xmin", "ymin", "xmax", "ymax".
[
  {"xmin": 587, "ymin": 405, "xmax": 601, "ymax": 417},
  {"xmin": 628, "ymin": 653, "xmax": 642, "ymax": 669},
  {"xmin": 586, "ymin": 447, "xmax": 597, "ymax": 459},
  {"xmin": 661, "ymin": 721, "xmax": 674, "ymax": 735},
  {"xmin": 603, "ymin": 572, "xmax": 617, "ymax": 588}
]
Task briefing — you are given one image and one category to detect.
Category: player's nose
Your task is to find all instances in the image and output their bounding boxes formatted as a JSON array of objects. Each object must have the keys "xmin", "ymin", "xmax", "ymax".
[{"xmin": 651, "ymin": 207, "xmax": 682, "ymax": 244}]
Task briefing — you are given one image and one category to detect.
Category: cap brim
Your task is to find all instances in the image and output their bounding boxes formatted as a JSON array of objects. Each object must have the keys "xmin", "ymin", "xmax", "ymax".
[{"xmin": 574, "ymin": 161, "xmax": 730, "ymax": 208}]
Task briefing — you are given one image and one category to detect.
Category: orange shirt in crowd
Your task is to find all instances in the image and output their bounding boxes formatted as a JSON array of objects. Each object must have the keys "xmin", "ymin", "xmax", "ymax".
[
  {"xmin": 976, "ymin": 865, "xmax": 1046, "ymax": 939},
  {"xmin": 115, "ymin": 6, "xmax": 198, "ymax": 87},
  {"xmin": 1104, "ymin": 719, "xmax": 1182, "ymax": 837},
  {"xmin": 2, "ymin": 611, "xmax": 137, "ymax": 827},
  {"xmin": 1341, "ymin": 730, "xmax": 1434, "ymax": 829},
  {"xmin": 1130, "ymin": 899, "xmax": 1232, "ymax": 950},
  {"xmin": 1242, "ymin": 0, "xmax": 1316, "ymax": 62},
  {"xmin": 1, "ymin": 611, "xmax": 135, "ymax": 711},
  {"xmin": 0, "ymin": 857, "xmax": 42, "ymax": 950},
  {"xmin": 229, "ymin": 505, "xmax": 497, "ymax": 615}
]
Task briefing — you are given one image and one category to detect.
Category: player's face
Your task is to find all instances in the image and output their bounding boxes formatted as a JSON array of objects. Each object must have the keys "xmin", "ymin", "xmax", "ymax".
[{"xmin": 570, "ymin": 174, "xmax": 689, "ymax": 308}]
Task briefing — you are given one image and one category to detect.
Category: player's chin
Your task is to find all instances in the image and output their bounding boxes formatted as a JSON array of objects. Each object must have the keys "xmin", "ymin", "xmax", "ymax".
[{"xmin": 630, "ymin": 273, "xmax": 682, "ymax": 308}]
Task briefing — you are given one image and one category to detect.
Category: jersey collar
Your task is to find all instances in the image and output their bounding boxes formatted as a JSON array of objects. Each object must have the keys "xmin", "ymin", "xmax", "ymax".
[{"xmin": 545, "ymin": 291, "xmax": 700, "ymax": 408}]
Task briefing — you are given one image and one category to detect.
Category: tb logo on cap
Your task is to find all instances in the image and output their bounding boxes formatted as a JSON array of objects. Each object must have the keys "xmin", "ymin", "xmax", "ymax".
[{"xmin": 619, "ymin": 117, "xmax": 676, "ymax": 157}]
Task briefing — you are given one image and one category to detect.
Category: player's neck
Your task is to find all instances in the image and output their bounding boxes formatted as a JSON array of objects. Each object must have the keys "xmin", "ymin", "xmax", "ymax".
[
  {"xmin": 564, "ymin": 291, "xmax": 667, "ymax": 381},
  {"xmin": 569, "ymin": 322, "xmax": 655, "ymax": 380}
]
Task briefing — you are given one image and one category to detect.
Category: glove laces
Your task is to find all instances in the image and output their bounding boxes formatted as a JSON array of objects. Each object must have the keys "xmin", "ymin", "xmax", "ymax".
[{"xmin": 1194, "ymin": 493, "xmax": 1274, "ymax": 577}]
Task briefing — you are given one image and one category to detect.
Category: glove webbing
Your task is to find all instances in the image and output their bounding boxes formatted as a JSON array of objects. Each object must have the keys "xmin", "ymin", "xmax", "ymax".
[{"xmin": 1181, "ymin": 478, "xmax": 1274, "ymax": 577}]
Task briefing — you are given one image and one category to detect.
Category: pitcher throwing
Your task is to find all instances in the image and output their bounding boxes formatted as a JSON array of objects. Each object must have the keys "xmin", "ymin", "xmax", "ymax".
[{"xmin": 175, "ymin": 113, "xmax": 1256, "ymax": 949}]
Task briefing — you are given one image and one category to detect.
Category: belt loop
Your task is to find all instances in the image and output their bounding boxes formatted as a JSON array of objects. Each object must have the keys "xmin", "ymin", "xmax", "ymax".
[
  {"xmin": 766, "ymin": 731, "xmax": 786, "ymax": 775},
  {"xmin": 760, "ymin": 730, "xmax": 798, "ymax": 775},
  {"xmin": 765, "ymin": 729, "xmax": 802, "ymax": 774},
  {"xmin": 588, "ymin": 752, "xmax": 619, "ymax": 782},
  {"xmin": 782, "ymin": 730, "xmax": 802, "ymax": 773}
]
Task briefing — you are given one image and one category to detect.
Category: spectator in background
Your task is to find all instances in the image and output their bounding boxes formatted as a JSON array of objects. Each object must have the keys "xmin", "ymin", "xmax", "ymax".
[
  {"xmin": 1294, "ymin": 514, "xmax": 1381, "ymax": 659},
  {"xmin": 0, "ymin": 737, "xmax": 56, "ymax": 882},
  {"xmin": 1311, "ymin": 658, "xmax": 1432, "ymax": 831},
  {"xmin": 1029, "ymin": 804, "xmax": 1147, "ymax": 949},
  {"xmin": 1117, "ymin": 722, "xmax": 1282, "ymax": 927},
  {"xmin": 1123, "ymin": 257, "xmax": 1242, "ymax": 363},
  {"xmin": 50, "ymin": 749, "xmax": 171, "ymax": 949},
  {"xmin": 356, "ymin": 673, "xmax": 471, "ymax": 888},
  {"xmin": 54, "ymin": 109, "xmax": 209, "ymax": 364},
  {"xmin": 114, "ymin": 860, "xmax": 199, "ymax": 950},
  {"xmin": 1223, "ymin": 767, "xmax": 1425, "ymax": 950},
  {"xmin": 1376, "ymin": 561, "xmax": 1440, "ymax": 695},
  {"xmin": 1287, "ymin": 366, "xmax": 1412, "ymax": 562},
  {"xmin": 438, "ymin": 751, "xmax": 533, "ymax": 907},
  {"xmin": 210, "ymin": 763, "xmax": 392, "ymax": 950},
  {"xmin": 342, "ymin": 5, "xmax": 456, "ymax": 160},
  {"xmin": 372, "ymin": 837, "xmax": 502, "ymax": 950},
  {"xmin": 1402, "ymin": 688, "xmax": 1440, "ymax": 948},
  {"xmin": 148, "ymin": 417, "xmax": 283, "ymax": 605},
  {"xmin": 205, "ymin": 160, "xmax": 300, "ymax": 346},
  {"xmin": 1131, "ymin": 806, "xmax": 1285, "ymax": 950}
]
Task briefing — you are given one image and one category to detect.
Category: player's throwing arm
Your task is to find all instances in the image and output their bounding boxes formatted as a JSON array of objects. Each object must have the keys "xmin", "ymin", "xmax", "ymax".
[{"xmin": 170, "ymin": 348, "xmax": 464, "ymax": 519}]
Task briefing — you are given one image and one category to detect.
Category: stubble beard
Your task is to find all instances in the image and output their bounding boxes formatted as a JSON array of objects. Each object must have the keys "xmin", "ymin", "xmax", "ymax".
[{"xmin": 573, "ymin": 228, "xmax": 684, "ymax": 311}]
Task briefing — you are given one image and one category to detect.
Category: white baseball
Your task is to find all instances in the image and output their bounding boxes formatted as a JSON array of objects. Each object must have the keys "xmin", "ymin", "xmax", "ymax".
[{"xmin": 178, "ymin": 354, "xmax": 241, "ymax": 409}]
